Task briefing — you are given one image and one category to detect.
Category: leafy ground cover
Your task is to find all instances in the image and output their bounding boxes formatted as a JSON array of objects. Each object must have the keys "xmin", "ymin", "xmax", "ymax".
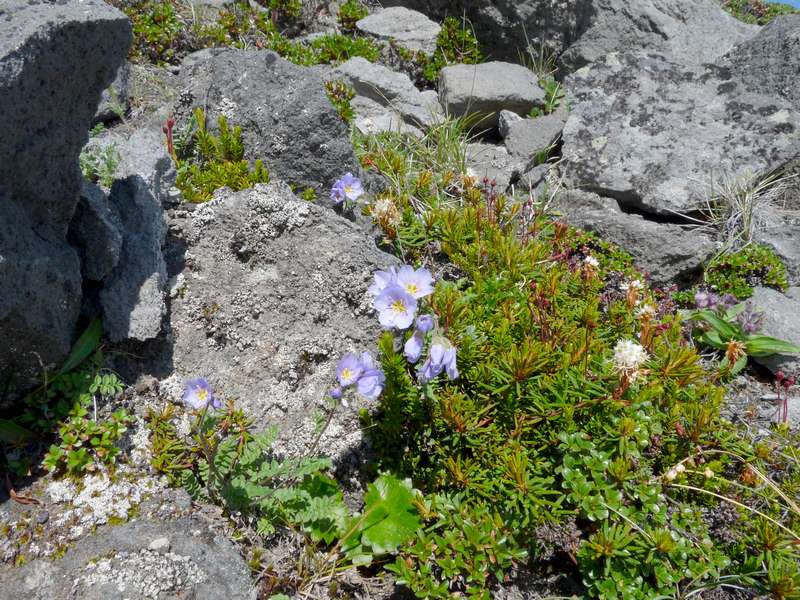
[{"xmin": 723, "ymin": 0, "xmax": 800, "ymax": 24}]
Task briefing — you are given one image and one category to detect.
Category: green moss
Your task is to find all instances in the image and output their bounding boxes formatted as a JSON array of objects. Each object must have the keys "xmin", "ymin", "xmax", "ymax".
[
  {"xmin": 721, "ymin": 0, "xmax": 800, "ymax": 24},
  {"xmin": 704, "ymin": 243, "xmax": 788, "ymax": 299}
]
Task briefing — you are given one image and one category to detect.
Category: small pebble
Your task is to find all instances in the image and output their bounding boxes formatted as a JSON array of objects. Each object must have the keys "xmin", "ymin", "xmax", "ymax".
[
  {"xmin": 148, "ymin": 537, "xmax": 170, "ymax": 552},
  {"xmin": 36, "ymin": 511, "xmax": 49, "ymax": 524}
]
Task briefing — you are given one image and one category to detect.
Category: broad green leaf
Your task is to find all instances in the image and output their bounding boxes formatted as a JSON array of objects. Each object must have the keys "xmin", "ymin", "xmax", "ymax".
[
  {"xmin": 59, "ymin": 319, "xmax": 103, "ymax": 374},
  {"xmin": 688, "ymin": 310, "xmax": 738, "ymax": 341},
  {"xmin": 0, "ymin": 419, "xmax": 34, "ymax": 444},
  {"xmin": 356, "ymin": 474, "xmax": 420, "ymax": 556},
  {"xmin": 744, "ymin": 335, "xmax": 800, "ymax": 357}
]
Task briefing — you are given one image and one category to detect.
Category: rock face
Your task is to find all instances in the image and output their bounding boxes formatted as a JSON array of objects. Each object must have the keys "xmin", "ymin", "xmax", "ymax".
[
  {"xmin": 356, "ymin": 7, "xmax": 441, "ymax": 55},
  {"xmin": 749, "ymin": 287, "xmax": 800, "ymax": 377},
  {"xmin": 0, "ymin": 517, "xmax": 255, "ymax": 600},
  {"xmin": 0, "ymin": 0, "xmax": 131, "ymax": 382},
  {"xmin": 69, "ymin": 183, "xmax": 124, "ymax": 282},
  {"xmin": 439, "ymin": 62, "xmax": 544, "ymax": 129},
  {"xmin": 100, "ymin": 177, "xmax": 168, "ymax": 343},
  {"xmin": 552, "ymin": 191, "xmax": 716, "ymax": 286},
  {"xmin": 94, "ymin": 62, "xmax": 130, "ymax": 125},
  {"xmin": 164, "ymin": 182, "xmax": 396, "ymax": 460},
  {"xmin": 502, "ymin": 106, "xmax": 568, "ymax": 161},
  {"xmin": 561, "ymin": 43, "xmax": 800, "ymax": 215},
  {"xmin": 382, "ymin": 0, "xmax": 752, "ymax": 68},
  {"xmin": 332, "ymin": 56, "xmax": 442, "ymax": 131},
  {"xmin": 177, "ymin": 49, "xmax": 360, "ymax": 201}
]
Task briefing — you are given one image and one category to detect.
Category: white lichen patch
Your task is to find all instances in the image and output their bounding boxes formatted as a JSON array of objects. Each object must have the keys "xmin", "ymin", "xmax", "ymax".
[
  {"xmin": 74, "ymin": 549, "xmax": 205, "ymax": 599},
  {"xmin": 47, "ymin": 471, "xmax": 163, "ymax": 539}
]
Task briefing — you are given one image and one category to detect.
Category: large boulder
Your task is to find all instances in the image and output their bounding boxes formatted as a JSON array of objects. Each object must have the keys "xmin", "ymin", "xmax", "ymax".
[
  {"xmin": 356, "ymin": 7, "xmax": 441, "ymax": 56},
  {"xmin": 382, "ymin": 0, "xmax": 753, "ymax": 69},
  {"xmin": 561, "ymin": 41, "xmax": 800, "ymax": 216},
  {"xmin": 176, "ymin": 49, "xmax": 360, "ymax": 201},
  {"xmin": 552, "ymin": 190, "xmax": 716, "ymax": 286},
  {"xmin": 332, "ymin": 56, "xmax": 442, "ymax": 131},
  {"xmin": 162, "ymin": 182, "xmax": 397, "ymax": 461},
  {"xmin": 439, "ymin": 62, "xmax": 544, "ymax": 130},
  {"xmin": 0, "ymin": 0, "xmax": 131, "ymax": 383},
  {"xmin": 749, "ymin": 287, "xmax": 800, "ymax": 377},
  {"xmin": 0, "ymin": 517, "xmax": 255, "ymax": 600}
]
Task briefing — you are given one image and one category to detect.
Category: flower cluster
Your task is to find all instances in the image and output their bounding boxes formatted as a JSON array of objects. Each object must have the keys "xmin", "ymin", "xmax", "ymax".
[
  {"xmin": 369, "ymin": 266, "xmax": 434, "ymax": 330},
  {"xmin": 734, "ymin": 301, "xmax": 764, "ymax": 335},
  {"xmin": 335, "ymin": 351, "xmax": 385, "ymax": 404},
  {"xmin": 330, "ymin": 172, "xmax": 364, "ymax": 205},
  {"xmin": 694, "ymin": 290, "xmax": 737, "ymax": 311},
  {"xmin": 612, "ymin": 339, "xmax": 649, "ymax": 381}
]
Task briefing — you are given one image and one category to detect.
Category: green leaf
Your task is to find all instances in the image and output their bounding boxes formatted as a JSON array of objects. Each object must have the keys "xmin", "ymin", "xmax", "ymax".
[
  {"xmin": 353, "ymin": 474, "xmax": 420, "ymax": 556},
  {"xmin": 0, "ymin": 419, "xmax": 34, "ymax": 444},
  {"xmin": 59, "ymin": 319, "xmax": 103, "ymax": 374},
  {"xmin": 688, "ymin": 310, "xmax": 738, "ymax": 341},
  {"xmin": 744, "ymin": 335, "xmax": 800, "ymax": 357}
]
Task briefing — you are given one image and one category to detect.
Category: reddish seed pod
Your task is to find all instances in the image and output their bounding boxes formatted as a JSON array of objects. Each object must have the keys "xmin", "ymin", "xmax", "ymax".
[{"xmin": 776, "ymin": 370, "xmax": 785, "ymax": 383}]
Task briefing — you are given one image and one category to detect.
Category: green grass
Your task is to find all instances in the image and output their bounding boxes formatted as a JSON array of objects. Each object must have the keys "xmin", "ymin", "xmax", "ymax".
[{"xmin": 722, "ymin": 0, "xmax": 800, "ymax": 24}]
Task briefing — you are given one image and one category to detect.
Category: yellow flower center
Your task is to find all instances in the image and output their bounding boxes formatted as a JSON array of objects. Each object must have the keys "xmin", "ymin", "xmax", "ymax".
[
  {"xmin": 197, "ymin": 389, "xmax": 208, "ymax": 402},
  {"xmin": 341, "ymin": 368, "xmax": 353, "ymax": 381},
  {"xmin": 344, "ymin": 185, "xmax": 353, "ymax": 195},
  {"xmin": 391, "ymin": 299, "xmax": 407, "ymax": 314},
  {"xmin": 405, "ymin": 283, "xmax": 418, "ymax": 295}
]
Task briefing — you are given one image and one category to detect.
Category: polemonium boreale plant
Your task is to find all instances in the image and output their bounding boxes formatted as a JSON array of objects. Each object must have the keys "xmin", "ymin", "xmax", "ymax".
[
  {"xmin": 183, "ymin": 378, "xmax": 221, "ymax": 410},
  {"xmin": 337, "ymin": 353, "xmax": 364, "ymax": 387},
  {"xmin": 374, "ymin": 284, "xmax": 418, "ymax": 330},
  {"xmin": 356, "ymin": 352, "xmax": 386, "ymax": 400},
  {"xmin": 331, "ymin": 172, "xmax": 364, "ymax": 204},
  {"xmin": 404, "ymin": 315, "xmax": 436, "ymax": 363},
  {"xmin": 396, "ymin": 266, "xmax": 434, "ymax": 299},
  {"xmin": 418, "ymin": 336, "xmax": 459, "ymax": 383}
]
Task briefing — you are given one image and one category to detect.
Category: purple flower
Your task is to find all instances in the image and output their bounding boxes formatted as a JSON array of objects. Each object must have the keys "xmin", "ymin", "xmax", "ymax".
[
  {"xmin": 336, "ymin": 353, "xmax": 363, "ymax": 387},
  {"xmin": 694, "ymin": 290, "xmax": 720, "ymax": 310},
  {"xmin": 330, "ymin": 172, "xmax": 364, "ymax": 204},
  {"xmin": 416, "ymin": 314, "xmax": 435, "ymax": 334},
  {"xmin": 720, "ymin": 294, "xmax": 738, "ymax": 310},
  {"xmin": 418, "ymin": 337, "xmax": 458, "ymax": 383},
  {"xmin": 404, "ymin": 331, "xmax": 425, "ymax": 363},
  {"xmin": 396, "ymin": 266, "xmax": 435, "ymax": 299},
  {"xmin": 374, "ymin": 284, "xmax": 417, "ymax": 330},
  {"xmin": 356, "ymin": 352, "xmax": 385, "ymax": 400},
  {"xmin": 368, "ymin": 267, "xmax": 398, "ymax": 297},
  {"xmin": 737, "ymin": 302, "xmax": 764, "ymax": 335},
  {"xmin": 329, "ymin": 387, "xmax": 343, "ymax": 400},
  {"xmin": 183, "ymin": 378, "xmax": 220, "ymax": 410}
]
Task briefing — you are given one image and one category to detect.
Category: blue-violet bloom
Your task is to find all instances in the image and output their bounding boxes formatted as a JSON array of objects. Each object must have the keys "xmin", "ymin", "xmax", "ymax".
[
  {"xmin": 404, "ymin": 331, "xmax": 425, "ymax": 363},
  {"xmin": 416, "ymin": 314, "xmax": 435, "ymax": 334},
  {"xmin": 418, "ymin": 337, "xmax": 458, "ymax": 383},
  {"xmin": 329, "ymin": 387, "xmax": 343, "ymax": 400},
  {"xmin": 356, "ymin": 352, "xmax": 385, "ymax": 400},
  {"xmin": 183, "ymin": 378, "xmax": 221, "ymax": 410},
  {"xmin": 330, "ymin": 172, "xmax": 364, "ymax": 204},
  {"xmin": 396, "ymin": 265, "xmax": 435, "ymax": 299},
  {"xmin": 368, "ymin": 267, "xmax": 398, "ymax": 297},
  {"xmin": 374, "ymin": 284, "xmax": 417, "ymax": 330},
  {"xmin": 337, "ymin": 353, "xmax": 363, "ymax": 387}
]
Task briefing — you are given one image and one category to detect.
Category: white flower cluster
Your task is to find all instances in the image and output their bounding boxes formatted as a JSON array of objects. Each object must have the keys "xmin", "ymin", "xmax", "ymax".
[{"xmin": 612, "ymin": 339, "xmax": 649, "ymax": 380}]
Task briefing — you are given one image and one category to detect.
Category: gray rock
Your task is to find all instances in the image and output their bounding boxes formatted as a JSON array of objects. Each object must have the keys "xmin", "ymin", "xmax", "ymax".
[
  {"xmin": 332, "ymin": 56, "xmax": 441, "ymax": 128},
  {"xmin": 164, "ymin": 182, "xmax": 397, "ymax": 461},
  {"xmin": 551, "ymin": 190, "xmax": 717, "ymax": 286},
  {"xmin": 0, "ymin": 0, "xmax": 131, "ymax": 238},
  {"xmin": 749, "ymin": 286, "xmax": 800, "ymax": 376},
  {"xmin": 69, "ymin": 183, "xmax": 123, "ymax": 282},
  {"xmin": 719, "ymin": 16, "xmax": 800, "ymax": 108},
  {"xmin": 758, "ymin": 208, "xmax": 800, "ymax": 287},
  {"xmin": 561, "ymin": 50, "xmax": 800, "ymax": 215},
  {"xmin": 498, "ymin": 110, "xmax": 523, "ymax": 139},
  {"xmin": 0, "ymin": 518, "xmax": 255, "ymax": 600},
  {"xmin": 382, "ymin": 0, "xmax": 753, "ymax": 69},
  {"xmin": 349, "ymin": 95, "xmax": 423, "ymax": 137},
  {"xmin": 356, "ymin": 7, "xmax": 441, "ymax": 55},
  {"xmin": 90, "ymin": 116, "xmax": 177, "ymax": 206},
  {"xmin": 0, "ymin": 0, "xmax": 130, "ymax": 383},
  {"xmin": 466, "ymin": 143, "xmax": 525, "ymax": 192},
  {"xmin": 176, "ymin": 49, "xmax": 360, "ymax": 201},
  {"xmin": 0, "ymin": 202, "xmax": 82, "ymax": 379},
  {"xmin": 557, "ymin": 0, "xmax": 755, "ymax": 72},
  {"xmin": 94, "ymin": 62, "xmax": 130, "ymax": 125},
  {"xmin": 439, "ymin": 62, "xmax": 544, "ymax": 130},
  {"xmin": 100, "ymin": 177, "xmax": 167, "ymax": 343},
  {"xmin": 504, "ymin": 106, "xmax": 567, "ymax": 161}
]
